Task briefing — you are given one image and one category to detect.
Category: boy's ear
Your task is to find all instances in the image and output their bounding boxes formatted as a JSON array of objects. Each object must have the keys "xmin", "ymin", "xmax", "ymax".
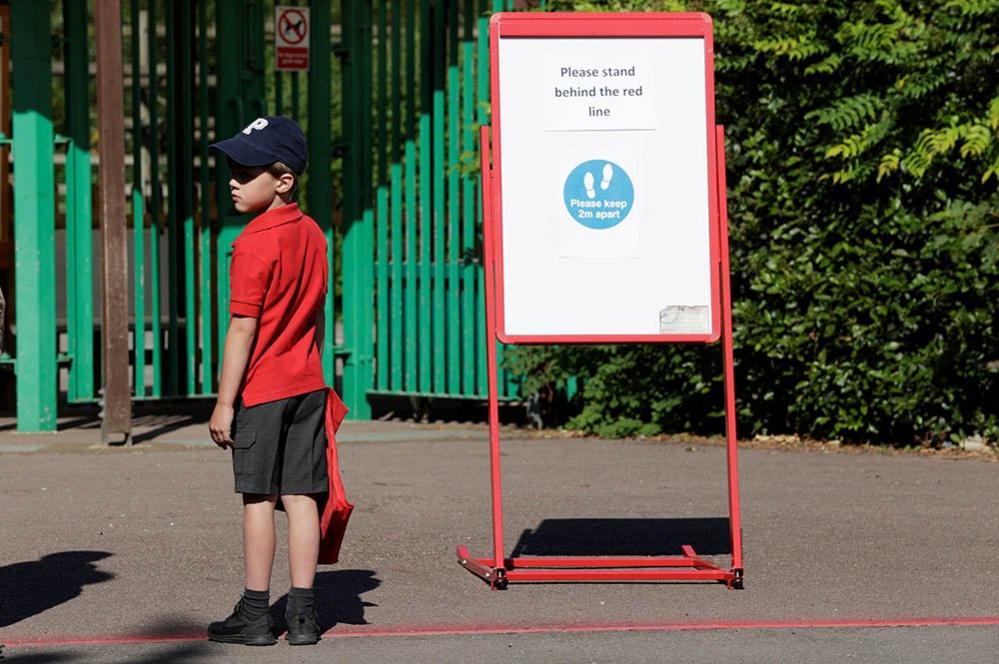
[{"xmin": 275, "ymin": 171, "xmax": 296, "ymax": 195}]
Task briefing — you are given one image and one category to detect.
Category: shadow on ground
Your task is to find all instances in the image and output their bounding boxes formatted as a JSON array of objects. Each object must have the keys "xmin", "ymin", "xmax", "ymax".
[
  {"xmin": 270, "ymin": 569, "xmax": 381, "ymax": 633},
  {"xmin": 0, "ymin": 551, "xmax": 114, "ymax": 628},
  {"xmin": 130, "ymin": 416, "xmax": 203, "ymax": 445},
  {"xmin": 1, "ymin": 641, "xmax": 216, "ymax": 664},
  {"xmin": 510, "ymin": 518, "xmax": 732, "ymax": 557}
]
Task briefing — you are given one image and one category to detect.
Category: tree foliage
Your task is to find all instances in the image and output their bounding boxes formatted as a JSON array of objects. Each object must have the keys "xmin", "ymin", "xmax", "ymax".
[{"xmin": 508, "ymin": 0, "xmax": 999, "ymax": 444}]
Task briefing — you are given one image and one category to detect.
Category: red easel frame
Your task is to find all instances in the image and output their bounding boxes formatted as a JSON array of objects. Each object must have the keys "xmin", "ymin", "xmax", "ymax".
[{"xmin": 456, "ymin": 13, "xmax": 743, "ymax": 589}]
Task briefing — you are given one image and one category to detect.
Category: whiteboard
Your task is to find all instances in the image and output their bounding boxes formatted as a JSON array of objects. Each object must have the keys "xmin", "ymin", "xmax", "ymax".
[{"xmin": 492, "ymin": 28, "xmax": 720, "ymax": 342}]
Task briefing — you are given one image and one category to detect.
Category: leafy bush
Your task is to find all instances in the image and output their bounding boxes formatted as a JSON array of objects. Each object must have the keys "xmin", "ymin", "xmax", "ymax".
[{"xmin": 507, "ymin": 0, "xmax": 999, "ymax": 444}]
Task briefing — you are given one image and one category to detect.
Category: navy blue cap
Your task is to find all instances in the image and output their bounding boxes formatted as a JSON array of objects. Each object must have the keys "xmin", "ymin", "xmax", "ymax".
[{"xmin": 210, "ymin": 116, "xmax": 308, "ymax": 175}]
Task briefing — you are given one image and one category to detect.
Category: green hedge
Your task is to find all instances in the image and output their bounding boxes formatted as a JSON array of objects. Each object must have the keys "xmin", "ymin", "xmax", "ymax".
[{"xmin": 506, "ymin": 0, "xmax": 999, "ymax": 444}]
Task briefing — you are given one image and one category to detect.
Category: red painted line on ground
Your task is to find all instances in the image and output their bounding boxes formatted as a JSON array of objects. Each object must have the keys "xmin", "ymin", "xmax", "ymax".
[{"xmin": 5, "ymin": 616, "xmax": 999, "ymax": 649}]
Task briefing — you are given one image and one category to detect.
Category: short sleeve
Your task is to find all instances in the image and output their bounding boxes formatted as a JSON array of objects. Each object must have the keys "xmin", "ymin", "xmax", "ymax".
[{"xmin": 229, "ymin": 245, "xmax": 272, "ymax": 318}]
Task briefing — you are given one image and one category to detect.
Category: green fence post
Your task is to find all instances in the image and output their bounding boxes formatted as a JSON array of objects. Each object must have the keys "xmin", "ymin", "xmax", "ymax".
[
  {"xmin": 165, "ymin": 1, "xmax": 180, "ymax": 394},
  {"xmin": 339, "ymin": 0, "xmax": 357, "ymax": 402},
  {"xmin": 461, "ymin": 0, "xmax": 476, "ymax": 395},
  {"xmin": 431, "ymin": 0, "xmax": 445, "ymax": 394},
  {"xmin": 446, "ymin": 0, "xmax": 460, "ymax": 395},
  {"xmin": 340, "ymin": 0, "xmax": 375, "ymax": 418},
  {"xmin": 418, "ymin": 0, "xmax": 432, "ymax": 394},
  {"xmin": 215, "ymin": 0, "xmax": 241, "ymax": 359},
  {"xmin": 389, "ymin": 1, "xmax": 403, "ymax": 393},
  {"xmin": 376, "ymin": 185, "xmax": 388, "ymax": 390},
  {"xmin": 63, "ymin": 0, "xmax": 95, "ymax": 405},
  {"xmin": 475, "ymin": 2, "xmax": 490, "ymax": 396},
  {"xmin": 215, "ymin": 0, "xmax": 265, "ymax": 368},
  {"xmin": 11, "ymin": 0, "xmax": 57, "ymax": 432},
  {"xmin": 148, "ymin": 0, "xmax": 163, "ymax": 397},
  {"xmin": 180, "ymin": 0, "xmax": 197, "ymax": 396},
  {"xmin": 131, "ymin": 0, "xmax": 146, "ymax": 398},
  {"xmin": 376, "ymin": 0, "xmax": 387, "ymax": 185},
  {"xmin": 360, "ymin": 0, "xmax": 375, "ymax": 403},
  {"xmin": 404, "ymin": 0, "xmax": 417, "ymax": 392},
  {"xmin": 389, "ymin": 163, "xmax": 403, "ymax": 391},
  {"xmin": 198, "ymin": 0, "xmax": 213, "ymax": 395},
  {"xmin": 308, "ymin": 0, "xmax": 335, "ymax": 385}
]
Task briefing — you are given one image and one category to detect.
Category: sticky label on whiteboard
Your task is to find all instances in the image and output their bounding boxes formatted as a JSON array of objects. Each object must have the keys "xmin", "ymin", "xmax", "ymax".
[{"xmin": 659, "ymin": 306, "xmax": 709, "ymax": 334}]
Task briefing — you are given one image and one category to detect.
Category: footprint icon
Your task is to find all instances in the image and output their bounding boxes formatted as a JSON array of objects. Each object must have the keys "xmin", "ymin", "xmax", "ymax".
[
  {"xmin": 583, "ymin": 171, "xmax": 596, "ymax": 199},
  {"xmin": 600, "ymin": 163, "xmax": 614, "ymax": 190}
]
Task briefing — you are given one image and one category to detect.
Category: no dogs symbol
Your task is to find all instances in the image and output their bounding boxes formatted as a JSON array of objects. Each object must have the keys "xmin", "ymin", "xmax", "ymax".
[{"xmin": 278, "ymin": 9, "xmax": 308, "ymax": 45}]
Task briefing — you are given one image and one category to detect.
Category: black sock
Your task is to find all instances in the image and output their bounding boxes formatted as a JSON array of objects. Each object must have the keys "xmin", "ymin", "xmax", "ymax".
[
  {"xmin": 241, "ymin": 588, "xmax": 270, "ymax": 621},
  {"xmin": 287, "ymin": 586, "xmax": 315, "ymax": 615}
]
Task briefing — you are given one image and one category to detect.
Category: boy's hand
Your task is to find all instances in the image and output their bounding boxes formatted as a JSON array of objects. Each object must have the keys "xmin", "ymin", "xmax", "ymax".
[{"xmin": 210, "ymin": 403, "xmax": 235, "ymax": 448}]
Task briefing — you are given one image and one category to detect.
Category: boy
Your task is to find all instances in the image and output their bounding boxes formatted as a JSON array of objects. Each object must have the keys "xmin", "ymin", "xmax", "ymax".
[{"xmin": 206, "ymin": 116, "xmax": 330, "ymax": 646}]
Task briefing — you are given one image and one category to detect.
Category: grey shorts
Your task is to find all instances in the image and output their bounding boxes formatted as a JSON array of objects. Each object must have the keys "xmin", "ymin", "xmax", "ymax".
[{"xmin": 231, "ymin": 389, "xmax": 328, "ymax": 495}]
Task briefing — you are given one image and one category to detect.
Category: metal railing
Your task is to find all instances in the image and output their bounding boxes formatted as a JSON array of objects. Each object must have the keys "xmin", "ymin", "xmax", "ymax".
[{"xmin": 5, "ymin": 0, "xmax": 528, "ymax": 431}]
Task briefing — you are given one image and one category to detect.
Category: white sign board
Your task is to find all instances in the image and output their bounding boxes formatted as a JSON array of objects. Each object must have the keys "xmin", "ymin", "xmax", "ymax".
[
  {"xmin": 275, "ymin": 6, "xmax": 310, "ymax": 71},
  {"xmin": 492, "ymin": 17, "xmax": 720, "ymax": 342}
]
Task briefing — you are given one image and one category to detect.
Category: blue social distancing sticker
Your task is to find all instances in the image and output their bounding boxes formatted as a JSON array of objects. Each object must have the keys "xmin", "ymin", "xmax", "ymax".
[{"xmin": 563, "ymin": 159, "xmax": 634, "ymax": 230}]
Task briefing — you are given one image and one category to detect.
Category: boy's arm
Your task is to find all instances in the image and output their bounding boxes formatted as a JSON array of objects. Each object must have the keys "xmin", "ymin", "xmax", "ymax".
[{"xmin": 209, "ymin": 315, "xmax": 258, "ymax": 447}]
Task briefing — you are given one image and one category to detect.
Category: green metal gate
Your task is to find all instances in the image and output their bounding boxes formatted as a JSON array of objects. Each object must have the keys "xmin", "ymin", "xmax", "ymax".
[
  {"xmin": 343, "ymin": 0, "xmax": 525, "ymax": 417},
  {"xmin": 3, "ymin": 0, "xmax": 529, "ymax": 432}
]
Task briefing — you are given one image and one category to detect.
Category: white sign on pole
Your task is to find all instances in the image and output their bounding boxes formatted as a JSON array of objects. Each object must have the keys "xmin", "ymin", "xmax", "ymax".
[
  {"xmin": 495, "ymin": 34, "xmax": 718, "ymax": 341},
  {"xmin": 275, "ymin": 6, "xmax": 310, "ymax": 71}
]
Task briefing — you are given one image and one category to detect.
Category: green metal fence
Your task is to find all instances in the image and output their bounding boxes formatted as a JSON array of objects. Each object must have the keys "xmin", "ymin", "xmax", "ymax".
[
  {"xmin": 4, "ymin": 0, "xmax": 526, "ymax": 432},
  {"xmin": 345, "ymin": 0, "xmax": 522, "ymax": 416},
  {"xmin": 123, "ymin": 0, "xmax": 341, "ymax": 403}
]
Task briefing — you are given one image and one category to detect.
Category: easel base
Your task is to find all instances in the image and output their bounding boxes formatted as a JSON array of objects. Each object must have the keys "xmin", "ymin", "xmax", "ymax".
[{"xmin": 456, "ymin": 545, "xmax": 744, "ymax": 589}]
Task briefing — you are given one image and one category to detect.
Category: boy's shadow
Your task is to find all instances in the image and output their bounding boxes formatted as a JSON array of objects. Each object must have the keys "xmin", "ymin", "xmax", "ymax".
[
  {"xmin": 271, "ymin": 569, "xmax": 380, "ymax": 633},
  {"xmin": 0, "ymin": 551, "xmax": 114, "ymax": 627}
]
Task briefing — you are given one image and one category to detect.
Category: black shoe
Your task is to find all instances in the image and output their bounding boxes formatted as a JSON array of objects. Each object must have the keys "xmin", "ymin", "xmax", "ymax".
[
  {"xmin": 208, "ymin": 599, "xmax": 277, "ymax": 646},
  {"xmin": 285, "ymin": 608, "xmax": 321, "ymax": 645}
]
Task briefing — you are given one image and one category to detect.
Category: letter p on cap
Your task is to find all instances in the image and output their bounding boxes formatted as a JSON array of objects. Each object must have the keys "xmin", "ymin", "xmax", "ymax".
[{"xmin": 242, "ymin": 117, "xmax": 269, "ymax": 134}]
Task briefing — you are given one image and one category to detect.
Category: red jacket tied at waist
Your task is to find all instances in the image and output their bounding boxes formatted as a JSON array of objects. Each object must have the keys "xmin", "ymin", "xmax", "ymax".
[{"xmin": 317, "ymin": 388, "xmax": 352, "ymax": 564}]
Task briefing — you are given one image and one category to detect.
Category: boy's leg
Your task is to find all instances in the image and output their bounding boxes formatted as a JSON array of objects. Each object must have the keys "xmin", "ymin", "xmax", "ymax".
[
  {"xmin": 278, "ymin": 389, "xmax": 328, "ymax": 589},
  {"xmin": 282, "ymin": 493, "xmax": 320, "ymax": 588},
  {"xmin": 282, "ymin": 493, "xmax": 322, "ymax": 645},
  {"xmin": 243, "ymin": 493, "xmax": 278, "ymax": 591},
  {"xmin": 207, "ymin": 492, "xmax": 279, "ymax": 645},
  {"xmin": 277, "ymin": 389, "xmax": 327, "ymax": 645}
]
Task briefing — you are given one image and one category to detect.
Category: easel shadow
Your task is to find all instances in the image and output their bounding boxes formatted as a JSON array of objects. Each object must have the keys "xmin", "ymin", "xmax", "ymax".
[{"xmin": 509, "ymin": 518, "xmax": 732, "ymax": 558}]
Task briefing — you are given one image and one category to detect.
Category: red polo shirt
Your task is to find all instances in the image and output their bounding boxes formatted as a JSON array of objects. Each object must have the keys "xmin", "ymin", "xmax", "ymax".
[{"xmin": 229, "ymin": 203, "xmax": 328, "ymax": 407}]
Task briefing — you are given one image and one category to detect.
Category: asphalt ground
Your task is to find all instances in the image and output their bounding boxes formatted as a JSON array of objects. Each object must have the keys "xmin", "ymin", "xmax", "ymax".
[{"xmin": 0, "ymin": 417, "xmax": 996, "ymax": 662}]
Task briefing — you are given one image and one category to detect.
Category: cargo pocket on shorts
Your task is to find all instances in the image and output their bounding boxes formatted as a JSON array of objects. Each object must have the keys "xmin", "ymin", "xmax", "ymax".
[{"xmin": 232, "ymin": 428, "xmax": 257, "ymax": 477}]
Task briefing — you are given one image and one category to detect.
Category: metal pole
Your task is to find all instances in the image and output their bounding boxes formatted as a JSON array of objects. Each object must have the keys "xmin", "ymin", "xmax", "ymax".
[
  {"xmin": 308, "ymin": 0, "xmax": 335, "ymax": 384},
  {"xmin": 461, "ymin": 0, "xmax": 476, "ymax": 395},
  {"xmin": 214, "ymin": 0, "xmax": 265, "ymax": 372},
  {"xmin": 64, "ymin": 0, "xmax": 96, "ymax": 404},
  {"xmin": 418, "ymin": 0, "xmax": 431, "ymax": 394},
  {"xmin": 404, "ymin": 0, "xmax": 417, "ymax": 393},
  {"xmin": 198, "ymin": 0, "xmax": 213, "ymax": 395},
  {"xmin": 94, "ymin": 0, "xmax": 132, "ymax": 443},
  {"xmin": 479, "ymin": 126, "xmax": 506, "ymax": 582},
  {"xmin": 446, "ymin": 0, "xmax": 460, "ymax": 395},
  {"xmin": 165, "ymin": 0, "xmax": 179, "ymax": 395},
  {"xmin": 340, "ymin": 0, "xmax": 374, "ymax": 418},
  {"xmin": 180, "ymin": 0, "xmax": 197, "ymax": 395},
  {"xmin": 11, "ymin": 0, "xmax": 57, "ymax": 432},
  {"xmin": 475, "ymin": 2, "xmax": 489, "ymax": 397},
  {"xmin": 131, "ymin": 0, "xmax": 147, "ymax": 398},
  {"xmin": 374, "ymin": 1, "xmax": 388, "ymax": 391},
  {"xmin": 716, "ymin": 125, "xmax": 744, "ymax": 585},
  {"xmin": 431, "ymin": 0, "xmax": 445, "ymax": 394},
  {"xmin": 148, "ymin": 0, "xmax": 164, "ymax": 398}
]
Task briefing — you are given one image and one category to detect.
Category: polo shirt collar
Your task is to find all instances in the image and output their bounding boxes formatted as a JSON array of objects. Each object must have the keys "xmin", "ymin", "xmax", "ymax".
[{"xmin": 243, "ymin": 203, "xmax": 303, "ymax": 234}]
